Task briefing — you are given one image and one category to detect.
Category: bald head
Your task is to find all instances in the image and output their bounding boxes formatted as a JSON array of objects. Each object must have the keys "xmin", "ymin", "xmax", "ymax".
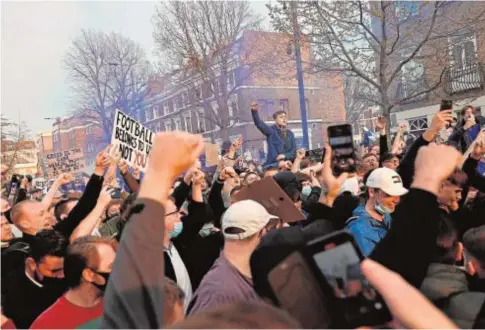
[{"xmin": 10, "ymin": 200, "xmax": 52, "ymax": 235}]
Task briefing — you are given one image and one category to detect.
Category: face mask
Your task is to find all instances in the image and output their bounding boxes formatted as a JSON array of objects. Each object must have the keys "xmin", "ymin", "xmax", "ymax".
[
  {"xmin": 93, "ymin": 271, "xmax": 111, "ymax": 292},
  {"xmin": 199, "ymin": 223, "xmax": 214, "ymax": 237},
  {"xmin": 169, "ymin": 222, "xmax": 183, "ymax": 238},
  {"xmin": 301, "ymin": 186, "xmax": 312, "ymax": 198},
  {"xmin": 374, "ymin": 198, "xmax": 393, "ymax": 215},
  {"xmin": 40, "ymin": 275, "xmax": 67, "ymax": 290}
]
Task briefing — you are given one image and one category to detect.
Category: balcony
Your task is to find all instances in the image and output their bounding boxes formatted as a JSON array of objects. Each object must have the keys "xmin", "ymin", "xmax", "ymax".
[
  {"xmin": 396, "ymin": 78, "xmax": 429, "ymax": 104},
  {"xmin": 444, "ymin": 62, "xmax": 485, "ymax": 95}
]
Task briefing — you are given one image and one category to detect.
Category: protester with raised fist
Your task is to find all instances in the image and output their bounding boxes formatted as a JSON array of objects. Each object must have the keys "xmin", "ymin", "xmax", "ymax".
[{"xmin": 251, "ymin": 102, "xmax": 296, "ymax": 169}]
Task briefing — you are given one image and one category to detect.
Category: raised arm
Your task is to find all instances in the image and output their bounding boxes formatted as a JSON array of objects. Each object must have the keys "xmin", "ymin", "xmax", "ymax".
[
  {"xmin": 119, "ymin": 161, "xmax": 140, "ymax": 193},
  {"xmin": 101, "ymin": 131, "xmax": 204, "ymax": 329},
  {"xmin": 251, "ymin": 103, "xmax": 272, "ymax": 136},
  {"xmin": 70, "ymin": 187, "xmax": 112, "ymax": 242},
  {"xmin": 291, "ymin": 149, "xmax": 305, "ymax": 173},
  {"xmin": 41, "ymin": 173, "xmax": 73, "ymax": 210},
  {"xmin": 53, "ymin": 149, "xmax": 110, "ymax": 238},
  {"xmin": 398, "ymin": 110, "xmax": 453, "ymax": 189}
]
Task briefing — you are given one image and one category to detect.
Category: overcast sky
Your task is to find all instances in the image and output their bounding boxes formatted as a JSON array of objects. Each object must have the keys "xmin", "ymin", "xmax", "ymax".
[{"xmin": 1, "ymin": 1, "xmax": 270, "ymax": 136}]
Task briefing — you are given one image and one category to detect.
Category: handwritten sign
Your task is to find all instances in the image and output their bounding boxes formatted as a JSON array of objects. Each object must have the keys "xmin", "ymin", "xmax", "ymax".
[
  {"xmin": 44, "ymin": 148, "xmax": 85, "ymax": 179},
  {"xmin": 110, "ymin": 110, "xmax": 155, "ymax": 172},
  {"xmin": 205, "ymin": 143, "xmax": 220, "ymax": 167}
]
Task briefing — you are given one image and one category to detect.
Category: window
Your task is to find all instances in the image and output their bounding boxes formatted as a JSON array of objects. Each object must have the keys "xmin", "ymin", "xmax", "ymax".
[
  {"xmin": 146, "ymin": 108, "xmax": 153, "ymax": 121},
  {"xmin": 407, "ymin": 116, "xmax": 428, "ymax": 139},
  {"xmin": 68, "ymin": 130, "xmax": 75, "ymax": 139},
  {"xmin": 165, "ymin": 121, "xmax": 172, "ymax": 132},
  {"xmin": 174, "ymin": 96, "xmax": 182, "ymax": 111},
  {"xmin": 153, "ymin": 105, "xmax": 161, "ymax": 118},
  {"xmin": 85, "ymin": 126, "xmax": 93, "ymax": 135},
  {"xmin": 184, "ymin": 114, "xmax": 192, "ymax": 132},
  {"xmin": 195, "ymin": 110, "xmax": 206, "ymax": 133},
  {"xmin": 448, "ymin": 33, "xmax": 480, "ymax": 93},
  {"xmin": 87, "ymin": 143, "xmax": 95, "ymax": 153},
  {"xmin": 450, "ymin": 34, "xmax": 477, "ymax": 68},
  {"xmin": 174, "ymin": 118, "xmax": 182, "ymax": 131},
  {"xmin": 181, "ymin": 92, "xmax": 189, "ymax": 107},
  {"xmin": 53, "ymin": 133, "xmax": 59, "ymax": 143},
  {"xmin": 257, "ymin": 99, "xmax": 275, "ymax": 119},
  {"xmin": 279, "ymin": 99, "xmax": 289, "ymax": 112}
]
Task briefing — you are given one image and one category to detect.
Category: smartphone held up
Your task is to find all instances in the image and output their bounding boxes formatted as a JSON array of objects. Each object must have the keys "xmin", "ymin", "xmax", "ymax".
[
  {"xmin": 327, "ymin": 124, "xmax": 356, "ymax": 175},
  {"xmin": 267, "ymin": 230, "xmax": 392, "ymax": 328}
]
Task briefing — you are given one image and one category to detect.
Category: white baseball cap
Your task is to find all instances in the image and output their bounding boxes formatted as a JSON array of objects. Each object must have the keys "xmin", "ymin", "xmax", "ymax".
[
  {"xmin": 366, "ymin": 167, "xmax": 408, "ymax": 196},
  {"xmin": 222, "ymin": 200, "xmax": 278, "ymax": 240}
]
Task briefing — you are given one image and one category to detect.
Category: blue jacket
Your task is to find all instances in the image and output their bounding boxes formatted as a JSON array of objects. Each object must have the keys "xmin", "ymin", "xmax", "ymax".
[
  {"xmin": 345, "ymin": 205, "xmax": 392, "ymax": 257},
  {"xmin": 251, "ymin": 110, "xmax": 296, "ymax": 168}
]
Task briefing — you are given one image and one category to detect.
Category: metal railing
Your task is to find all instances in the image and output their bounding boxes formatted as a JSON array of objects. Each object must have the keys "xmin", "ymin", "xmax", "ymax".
[{"xmin": 444, "ymin": 62, "xmax": 485, "ymax": 94}]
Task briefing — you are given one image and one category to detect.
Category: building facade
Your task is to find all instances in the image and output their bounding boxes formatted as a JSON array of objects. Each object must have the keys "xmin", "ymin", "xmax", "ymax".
[
  {"xmin": 139, "ymin": 30, "xmax": 346, "ymax": 157},
  {"xmin": 37, "ymin": 115, "xmax": 104, "ymax": 175},
  {"xmin": 372, "ymin": 2, "xmax": 485, "ymax": 138}
]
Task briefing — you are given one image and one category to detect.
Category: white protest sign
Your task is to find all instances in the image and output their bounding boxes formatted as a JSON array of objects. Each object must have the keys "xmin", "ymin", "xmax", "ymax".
[{"xmin": 110, "ymin": 109, "xmax": 155, "ymax": 172}]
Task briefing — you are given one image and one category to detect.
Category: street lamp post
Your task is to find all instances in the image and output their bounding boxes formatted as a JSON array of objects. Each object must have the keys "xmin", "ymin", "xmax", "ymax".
[{"xmin": 289, "ymin": 1, "xmax": 310, "ymax": 149}]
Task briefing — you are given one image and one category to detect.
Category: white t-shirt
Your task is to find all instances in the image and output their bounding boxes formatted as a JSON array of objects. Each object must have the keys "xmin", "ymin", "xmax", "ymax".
[{"xmin": 166, "ymin": 243, "xmax": 193, "ymax": 312}]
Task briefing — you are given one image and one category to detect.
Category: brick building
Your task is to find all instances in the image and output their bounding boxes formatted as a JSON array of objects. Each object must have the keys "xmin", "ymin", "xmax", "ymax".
[
  {"xmin": 37, "ymin": 114, "xmax": 104, "ymax": 175},
  {"xmin": 371, "ymin": 2, "xmax": 485, "ymax": 137},
  {"xmin": 139, "ymin": 30, "xmax": 346, "ymax": 158}
]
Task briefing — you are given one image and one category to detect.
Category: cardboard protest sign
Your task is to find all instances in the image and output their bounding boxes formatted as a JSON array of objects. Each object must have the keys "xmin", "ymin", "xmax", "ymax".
[
  {"xmin": 205, "ymin": 143, "xmax": 220, "ymax": 167},
  {"xmin": 44, "ymin": 148, "xmax": 85, "ymax": 179},
  {"xmin": 110, "ymin": 110, "xmax": 155, "ymax": 172}
]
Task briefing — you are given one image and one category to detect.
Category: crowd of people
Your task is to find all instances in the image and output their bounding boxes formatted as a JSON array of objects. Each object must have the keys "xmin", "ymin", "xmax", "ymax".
[{"xmin": 1, "ymin": 102, "xmax": 485, "ymax": 329}]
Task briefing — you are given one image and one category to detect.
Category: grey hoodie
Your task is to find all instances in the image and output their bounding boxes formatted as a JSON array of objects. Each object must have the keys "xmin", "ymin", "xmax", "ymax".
[{"xmin": 420, "ymin": 263, "xmax": 485, "ymax": 329}]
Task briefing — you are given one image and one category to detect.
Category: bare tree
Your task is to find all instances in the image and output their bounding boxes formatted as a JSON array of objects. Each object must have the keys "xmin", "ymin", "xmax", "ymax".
[
  {"xmin": 65, "ymin": 29, "xmax": 153, "ymax": 142},
  {"xmin": 0, "ymin": 116, "xmax": 32, "ymax": 176},
  {"xmin": 269, "ymin": 1, "xmax": 485, "ymax": 138},
  {"xmin": 153, "ymin": 1, "xmax": 292, "ymax": 141}
]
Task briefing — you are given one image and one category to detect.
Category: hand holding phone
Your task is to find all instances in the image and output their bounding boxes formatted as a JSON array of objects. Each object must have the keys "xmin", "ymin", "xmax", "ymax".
[
  {"xmin": 327, "ymin": 124, "xmax": 356, "ymax": 175},
  {"xmin": 303, "ymin": 231, "xmax": 392, "ymax": 328},
  {"xmin": 440, "ymin": 100, "xmax": 453, "ymax": 111}
]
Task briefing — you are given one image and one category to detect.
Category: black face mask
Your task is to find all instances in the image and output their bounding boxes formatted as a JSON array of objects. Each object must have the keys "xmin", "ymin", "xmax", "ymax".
[
  {"xmin": 38, "ymin": 275, "xmax": 67, "ymax": 292},
  {"xmin": 92, "ymin": 271, "xmax": 111, "ymax": 292}
]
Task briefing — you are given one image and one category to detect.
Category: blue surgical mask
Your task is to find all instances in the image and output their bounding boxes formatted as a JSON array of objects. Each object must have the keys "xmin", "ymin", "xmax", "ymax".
[
  {"xmin": 301, "ymin": 186, "xmax": 312, "ymax": 198},
  {"xmin": 374, "ymin": 199, "xmax": 393, "ymax": 215},
  {"xmin": 169, "ymin": 222, "xmax": 183, "ymax": 238}
]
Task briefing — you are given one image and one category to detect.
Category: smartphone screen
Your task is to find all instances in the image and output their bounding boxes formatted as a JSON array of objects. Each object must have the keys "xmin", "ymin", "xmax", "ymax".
[
  {"xmin": 305, "ymin": 148, "xmax": 326, "ymax": 163},
  {"xmin": 306, "ymin": 232, "xmax": 391, "ymax": 328},
  {"xmin": 440, "ymin": 100, "xmax": 453, "ymax": 111},
  {"xmin": 327, "ymin": 124, "xmax": 356, "ymax": 175},
  {"xmin": 268, "ymin": 251, "xmax": 334, "ymax": 328}
]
